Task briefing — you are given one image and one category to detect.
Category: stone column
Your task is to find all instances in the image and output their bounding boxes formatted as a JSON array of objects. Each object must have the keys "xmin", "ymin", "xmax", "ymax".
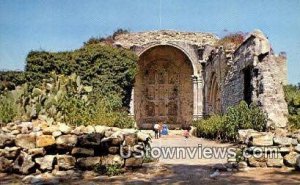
[{"xmin": 192, "ymin": 76, "xmax": 203, "ymax": 120}]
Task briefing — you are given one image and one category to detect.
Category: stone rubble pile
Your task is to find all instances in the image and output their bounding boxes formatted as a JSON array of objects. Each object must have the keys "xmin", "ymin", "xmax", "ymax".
[
  {"xmin": 0, "ymin": 120, "xmax": 151, "ymax": 175},
  {"xmin": 233, "ymin": 129, "xmax": 300, "ymax": 171}
]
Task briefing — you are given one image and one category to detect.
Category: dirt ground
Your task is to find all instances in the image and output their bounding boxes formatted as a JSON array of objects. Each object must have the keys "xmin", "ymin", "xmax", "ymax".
[{"xmin": 1, "ymin": 135, "xmax": 299, "ymax": 185}]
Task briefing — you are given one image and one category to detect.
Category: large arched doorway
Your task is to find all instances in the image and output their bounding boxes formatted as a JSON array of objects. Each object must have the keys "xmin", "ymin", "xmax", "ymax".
[{"xmin": 134, "ymin": 45, "xmax": 194, "ymax": 129}]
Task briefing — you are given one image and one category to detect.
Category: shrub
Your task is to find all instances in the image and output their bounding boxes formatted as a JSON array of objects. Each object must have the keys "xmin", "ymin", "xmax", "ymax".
[
  {"xmin": 0, "ymin": 92, "xmax": 21, "ymax": 125},
  {"xmin": 94, "ymin": 164, "xmax": 123, "ymax": 176},
  {"xmin": 193, "ymin": 101, "xmax": 267, "ymax": 142},
  {"xmin": 217, "ymin": 32, "xmax": 247, "ymax": 49},
  {"xmin": 284, "ymin": 84, "xmax": 300, "ymax": 130}
]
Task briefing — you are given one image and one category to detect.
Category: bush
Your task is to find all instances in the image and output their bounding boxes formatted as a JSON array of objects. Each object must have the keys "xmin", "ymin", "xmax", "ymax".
[
  {"xmin": 284, "ymin": 84, "xmax": 300, "ymax": 130},
  {"xmin": 217, "ymin": 32, "xmax": 247, "ymax": 49},
  {"xmin": 94, "ymin": 164, "xmax": 123, "ymax": 176},
  {"xmin": 193, "ymin": 101, "xmax": 267, "ymax": 142},
  {"xmin": 0, "ymin": 92, "xmax": 21, "ymax": 125}
]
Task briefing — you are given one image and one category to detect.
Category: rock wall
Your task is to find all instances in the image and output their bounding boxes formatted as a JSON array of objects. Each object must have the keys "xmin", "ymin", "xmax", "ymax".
[
  {"xmin": 234, "ymin": 129, "xmax": 300, "ymax": 171},
  {"xmin": 0, "ymin": 121, "xmax": 151, "ymax": 175}
]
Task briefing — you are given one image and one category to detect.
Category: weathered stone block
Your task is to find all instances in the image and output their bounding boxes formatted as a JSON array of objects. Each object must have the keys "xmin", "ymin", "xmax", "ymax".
[
  {"xmin": 28, "ymin": 148, "xmax": 46, "ymax": 157},
  {"xmin": 58, "ymin": 123, "xmax": 72, "ymax": 134},
  {"xmin": 13, "ymin": 151, "xmax": 35, "ymax": 174},
  {"xmin": 42, "ymin": 125, "xmax": 59, "ymax": 135},
  {"xmin": 283, "ymin": 151, "xmax": 300, "ymax": 167},
  {"xmin": 273, "ymin": 136, "xmax": 292, "ymax": 146},
  {"xmin": 35, "ymin": 155, "xmax": 56, "ymax": 170},
  {"xmin": 101, "ymin": 155, "xmax": 124, "ymax": 166},
  {"xmin": 77, "ymin": 157, "xmax": 101, "ymax": 169},
  {"xmin": 0, "ymin": 157, "xmax": 13, "ymax": 172},
  {"xmin": 77, "ymin": 133, "xmax": 102, "ymax": 147},
  {"xmin": 0, "ymin": 134, "xmax": 14, "ymax": 148},
  {"xmin": 36, "ymin": 135, "xmax": 55, "ymax": 147},
  {"xmin": 295, "ymin": 144, "xmax": 300, "ymax": 153},
  {"xmin": 251, "ymin": 132, "xmax": 274, "ymax": 146},
  {"xmin": 15, "ymin": 134, "xmax": 36, "ymax": 149},
  {"xmin": 124, "ymin": 134, "xmax": 137, "ymax": 146},
  {"xmin": 125, "ymin": 157, "xmax": 143, "ymax": 167},
  {"xmin": 108, "ymin": 146, "xmax": 119, "ymax": 154},
  {"xmin": 0, "ymin": 147, "xmax": 20, "ymax": 158},
  {"xmin": 57, "ymin": 155, "xmax": 76, "ymax": 170},
  {"xmin": 56, "ymin": 135, "xmax": 77, "ymax": 149}
]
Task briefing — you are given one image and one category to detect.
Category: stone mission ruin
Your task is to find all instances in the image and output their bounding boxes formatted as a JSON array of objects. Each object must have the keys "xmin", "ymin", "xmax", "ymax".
[{"xmin": 113, "ymin": 30, "xmax": 288, "ymax": 129}]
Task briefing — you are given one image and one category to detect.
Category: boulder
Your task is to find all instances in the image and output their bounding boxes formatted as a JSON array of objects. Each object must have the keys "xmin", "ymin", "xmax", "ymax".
[
  {"xmin": 283, "ymin": 151, "xmax": 300, "ymax": 167},
  {"xmin": 0, "ymin": 157, "xmax": 13, "ymax": 172},
  {"xmin": 77, "ymin": 157, "xmax": 101, "ymax": 169},
  {"xmin": 35, "ymin": 155, "xmax": 56, "ymax": 170},
  {"xmin": 57, "ymin": 155, "xmax": 76, "ymax": 170},
  {"xmin": 58, "ymin": 123, "xmax": 72, "ymax": 134},
  {"xmin": 36, "ymin": 135, "xmax": 56, "ymax": 147},
  {"xmin": 251, "ymin": 132, "xmax": 274, "ymax": 146},
  {"xmin": 56, "ymin": 135, "xmax": 77, "ymax": 149},
  {"xmin": 273, "ymin": 136, "xmax": 292, "ymax": 146},
  {"xmin": 71, "ymin": 147, "xmax": 94, "ymax": 157},
  {"xmin": 0, "ymin": 134, "xmax": 14, "ymax": 148},
  {"xmin": 125, "ymin": 157, "xmax": 143, "ymax": 167},
  {"xmin": 83, "ymin": 125, "xmax": 95, "ymax": 134},
  {"xmin": 101, "ymin": 154, "xmax": 124, "ymax": 166},
  {"xmin": 15, "ymin": 134, "xmax": 36, "ymax": 149},
  {"xmin": 0, "ymin": 147, "xmax": 20, "ymax": 158},
  {"xmin": 13, "ymin": 151, "xmax": 35, "ymax": 174},
  {"xmin": 28, "ymin": 148, "xmax": 46, "ymax": 157},
  {"xmin": 11, "ymin": 130, "xmax": 20, "ymax": 135}
]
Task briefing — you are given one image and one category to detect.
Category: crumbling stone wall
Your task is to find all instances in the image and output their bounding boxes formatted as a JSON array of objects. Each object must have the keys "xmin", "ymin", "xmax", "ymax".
[
  {"xmin": 114, "ymin": 29, "xmax": 288, "ymax": 129},
  {"xmin": 0, "ymin": 121, "xmax": 150, "ymax": 175}
]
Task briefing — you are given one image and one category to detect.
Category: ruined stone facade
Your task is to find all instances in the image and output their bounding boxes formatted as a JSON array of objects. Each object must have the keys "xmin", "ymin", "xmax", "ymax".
[{"xmin": 114, "ymin": 30, "xmax": 288, "ymax": 129}]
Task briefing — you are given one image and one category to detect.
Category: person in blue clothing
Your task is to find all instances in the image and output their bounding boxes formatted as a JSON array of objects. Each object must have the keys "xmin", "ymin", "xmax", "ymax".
[{"xmin": 161, "ymin": 123, "xmax": 169, "ymax": 135}]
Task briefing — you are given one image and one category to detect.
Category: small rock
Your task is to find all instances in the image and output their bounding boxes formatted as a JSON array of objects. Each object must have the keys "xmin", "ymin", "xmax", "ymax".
[
  {"xmin": 35, "ymin": 155, "xmax": 56, "ymax": 170},
  {"xmin": 13, "ymin": 151, "xmax": 35, "ymax": 174},
  {"xmin": 43, "ymin": 125, "xmax": 59, "ymax": 135},
  {"xmin": 0, "ymin": 147, "xmax": 20, "ymax": 158},
  {"xmin": 11, "ymin": 130, "xmax": 20, "ymax": 135},
  {"xmin": 57, "ymin": 155, "xmax": 76, "ymax": 170},
  {"xmin": 125, "ymin": 157, "xmax": 142, "ymax": 167},
  {"xmin": 108, "ymin": 146, "xmax": 119, "ymax": 154},
  {"xmin": 52, "ymin": 131, "xmax": 62, "ymax": 138},
  {"xmin": 95, "ymin": 125, "xmax": 109, "ymax": 134},
  {"xmin": 58, "ymin": 123, "xmax": 72, "ymax": 134},
  {"xmin": 137, "ymin": 132, "xmax": 151, "ymax": 142},
  {"xmin": 291, "ymin": 139, "xmax": 298, "ymax": 146},
  {"xmin": 273, "ymin": 136, "xmax": 292, "ymax": 146},
  {"xmin": 77, "ymin": 157, "xmax": 101, "ymax": 169},
  {"xmin": 0, "ymin": 157, "xmax": 13, "ymax": 172},
  {"xmin": 237, "ymin": 161, "xmax": 248, "ymax": 170},
  {"xmin": 266, "ymin": 153, "xmax": 284, "ymax": 167},
  {"xmin": 15, "ymin": 134, "xmax": 36, "ymax": 149},
  {"xmin": 77, "ymin": 133, "xmax": 102, "ymax": 147},
  {"xmin": 248, "ymin": 156, "xmax": 267, "ymax": 167},
  {"xmin": 124, "ymin": 134, "xmax": 137, "ymax": 146},
  {"xmin": 0, "ymin": 134, "xmax": 14, "ymax": 148},
  {"xmin": 283, "ymin": 151, "xmax": 300, "ymax": 167},
  {"xmin": 295, "ymin": 144, "xmax": 300, "ymax": 153},
  {"xmin": 238, "ymin": 129, "xmax": 257, "ymax": 144},
  {"xmin": 56, "ymin": 135, "xmax": 77, "ymax": 149},
  {"xmin": 101, "ymin": 154, "xmax": 124, "ymax": 166},
  {"xmin": 36, "ymin": 135, "xmax": 56, "ymax": 147},
  {"xmin": 251, "ymin": 132, "xmax": 274, "ymax": 146},
  {"xmin": 28, "ymin": 148, "xmax": 46, "ymax": 157},
  {"xmin": 83, "ymin": 125, "xmax": 95, "ymax": 134},
  {"xmin": 71, "ymin": 147, "xmax": 94, "ymax": 157}
]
